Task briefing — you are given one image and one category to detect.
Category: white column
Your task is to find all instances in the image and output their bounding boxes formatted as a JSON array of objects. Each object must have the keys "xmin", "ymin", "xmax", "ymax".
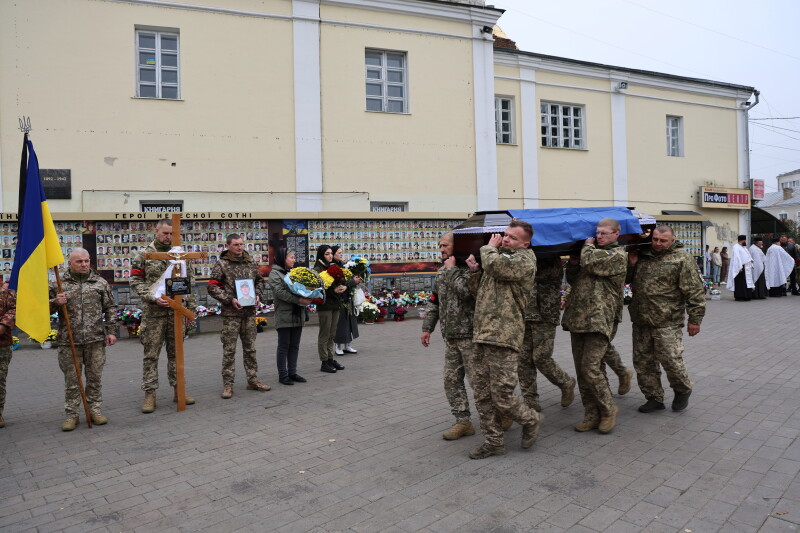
[
  {"xmin": 520, "ymin": 67, "xmax": 538, "ymax": 209},
  {"xmin": 610, "ymin": 82, "xmax": 628, "ymax": 207},
  {"xmin": 293, "ymin": 0, "xmax": 323, "ymax": 211},
  {"xmin": 473, "ymin": 29, "xmax": 498, "ymax": 211},
  {"xmin": 736, "ymin": 101, "xmax": 750, "ymax": 235}
]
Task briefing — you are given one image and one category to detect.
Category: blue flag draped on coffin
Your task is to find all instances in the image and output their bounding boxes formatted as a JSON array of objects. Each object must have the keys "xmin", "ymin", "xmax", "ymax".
[
  {"xmin": 508, "ymin": 207, "xmax": 643, "ymax": 246},
  {"xmin": 9, "ymin": 139, "xmax": 64, "ymax": 342}
]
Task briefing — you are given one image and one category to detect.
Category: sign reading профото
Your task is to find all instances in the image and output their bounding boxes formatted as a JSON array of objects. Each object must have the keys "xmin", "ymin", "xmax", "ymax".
[{"xmin": 699, "ymin": 187, "xmax": 751, "ymax": 210}]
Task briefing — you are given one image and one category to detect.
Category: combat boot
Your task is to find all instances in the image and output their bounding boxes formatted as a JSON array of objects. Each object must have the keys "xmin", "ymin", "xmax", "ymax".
[
  {"xmin": 598, "ymin": 406, "xmax": 619, "ymax": 434},
  {"xmin": 618, "ymin": 369, "xmax": 634, "ymax": 395},
  {"xmin": 501, "ymin": 416, "xmax": 513, "ymax": 431},
  {"xmin": 468, "ymin": 443, "xmax": 506, "ymax": 460},
  {"xmin": 141, "ymin": 391, "xmax": 156, "ymax": 413},
  {"xmin": 90, "ymin": 412, "xmax": 108, "ymax": 425},
  {"xmin": 561, "ymin": 378, "xmax": 576, "ymax": 407},
  {"xmin": 442, "ymin": 422, "xmax": 475, "ymax": 440},
  {"xmin": 0, "ymin": 415, "xmax": 5, "ymax": 428},
  {"xmin": 521, "ymin": 413, "xmax": 544, "ymax": 449},
  {"xmin": 574, "ymin": 416, "xmax": 599, "ymax": 432},
  {"xmin": 173, "ymin": 387, "xmax": 195, "ymax": 405},
  {"xmin": 672, "ymin": 390, "xmax": 691, "ymax": 411},
  {"xmin": 61, "ymin": 416, "xmax": 79, "ymax": 432},
  {"xmin": 638, "ymin": 399, "xmax": 665, "ymax": 413}
]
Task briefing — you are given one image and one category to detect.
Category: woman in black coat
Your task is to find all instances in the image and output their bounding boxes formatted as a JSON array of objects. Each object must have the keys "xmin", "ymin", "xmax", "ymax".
[
  {"xmin": 331, "ymin": 246, "xmax": 362, "ymax": 355},
  {"xmin": 313, "ymin": 245, "xmax": 347, "ymax": 373}
]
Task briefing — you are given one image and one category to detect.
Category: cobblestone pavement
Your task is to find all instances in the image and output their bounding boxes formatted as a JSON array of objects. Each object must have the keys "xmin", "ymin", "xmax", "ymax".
[{"xmin": 2, "ymin": 291, "xmax": 800, "ymax": 533}]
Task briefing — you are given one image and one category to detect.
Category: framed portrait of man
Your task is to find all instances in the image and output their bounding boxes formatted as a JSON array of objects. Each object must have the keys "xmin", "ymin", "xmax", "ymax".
[{"xmin": 236, "ymin": 279, "xmax": 256, "ymax": 307}]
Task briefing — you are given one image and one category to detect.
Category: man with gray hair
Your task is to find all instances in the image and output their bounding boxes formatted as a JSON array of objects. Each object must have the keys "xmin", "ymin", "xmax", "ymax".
[
  {"xmin": 50, "ymin": 248, "xmax": 118, "ymax": 431},
  {"xmin": 627, "ymin": 225, "xmax": 705, "ymax": 413}
]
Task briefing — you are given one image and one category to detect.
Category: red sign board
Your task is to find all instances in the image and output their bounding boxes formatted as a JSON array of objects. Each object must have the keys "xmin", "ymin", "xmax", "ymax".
[{"xmin": 752, "ymin": 179, "xmax": 765, "ymax": 200}]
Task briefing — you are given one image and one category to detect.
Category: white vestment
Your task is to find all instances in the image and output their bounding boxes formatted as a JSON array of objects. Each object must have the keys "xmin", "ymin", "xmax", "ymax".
[
  {"xmin": 726, "ymin": 243, "xmax": 754, "ymax": 291},
  {"xmin": 764, "ymin": 244, "xmax": 795, "ymax": 289},
  {"xmin": 749, "ymin": 244, "xmax": 765, "ymax": 281}
]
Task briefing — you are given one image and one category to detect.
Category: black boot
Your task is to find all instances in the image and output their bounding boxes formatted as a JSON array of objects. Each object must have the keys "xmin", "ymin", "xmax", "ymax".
[
  {"xmin": 289, "ymin": 374, "xmax": 307, "ymax": 383},
  {"xmin": 638, "ymin": 399, "xmax": 665, "ymax": 413},
  {"xmin": 672, "ymin": 391, "xmax": 692, "ymax": 411},
  {"xmin": 279, "ymin": 376, "xmax": 294, "ymax": 385},
  {"xmin": 329, "ymin": 359, "xmax": 345, "ymax": 371},
  {"xmin": 320, "ymin": 361, "xmax": 336, "ymax": 373}
]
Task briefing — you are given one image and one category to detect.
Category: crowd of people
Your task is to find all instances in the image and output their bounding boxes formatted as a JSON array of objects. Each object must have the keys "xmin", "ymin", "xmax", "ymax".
[
  {"xmin": 0, "ymin": 218, "xmax": 369, "ymax": 431},
  {"xmin": 421, "ymin": 219, "xmax": 706, "ymax": 459},
  {"xmin": 0, "ymin": 216, "xmax": 797, "ymax": 443},
  {"xmin": 720, "ymin": 235, "xmax": 800, "ymax": 301}
]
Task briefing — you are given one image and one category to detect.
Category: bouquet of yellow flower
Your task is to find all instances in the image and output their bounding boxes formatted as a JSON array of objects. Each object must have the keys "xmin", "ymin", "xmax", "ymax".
[
  {"xmin": 45, "ymin": 330, "xmax": 58, "ymax": 342},
  {"xmin": 318, "ymin": 270, "xmax": 334, "ymax": 289},
  {"xmin": 284, "ymin": 267, "xmax": 326, "ymax": 304},
  {"xmin": 342, "ymin": 268, "xmax": 353, "ymax": 282},
  {"xmin": 289, "ymin": 267, "xmax": 321, "ymax": 289}
]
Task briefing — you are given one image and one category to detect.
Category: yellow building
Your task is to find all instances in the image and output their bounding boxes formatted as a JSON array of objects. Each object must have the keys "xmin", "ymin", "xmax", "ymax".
[{"xmin": 0, "ymin": 0, "xmax": 756, "ymax": 253}]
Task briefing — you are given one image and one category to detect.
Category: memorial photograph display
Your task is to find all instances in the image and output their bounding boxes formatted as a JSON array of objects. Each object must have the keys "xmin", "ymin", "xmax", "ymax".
[
  {"xmin": 668, "ymin": 221, "xmax": 703, "ymax": 259},
  {"xmin": 307, "ymin": 219, "xmax": 463, "ymax": 274},
  {"xmin": 94, "ymin": 220, "xmax": 271, "ymax": 281}
]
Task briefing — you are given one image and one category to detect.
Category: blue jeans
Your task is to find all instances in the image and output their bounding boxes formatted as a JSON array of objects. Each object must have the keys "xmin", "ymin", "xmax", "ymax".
[
  {"xmin": 276, "ymin": 327, "xmax": 303, "ymax": 378},
  {"xmin": 711, "ymin": 264, "xmax": 721, "ymax": 283}
]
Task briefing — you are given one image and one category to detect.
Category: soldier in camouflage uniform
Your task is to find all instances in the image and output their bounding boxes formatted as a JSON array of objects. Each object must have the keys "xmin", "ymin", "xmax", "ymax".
[
  {"xmin": 130, "ymin": 219, "xmax": 196, "ymax": 413},
  {"xmin": 466, "ymin": 221, "xmax": 543, "ymax": 460},
  {"xmin": 562, "ymin": 218, "xmax": 627, "ymax": 434},
  {"xmin": 207, "ymin": 233, "xmax": 269, "ymax": 398},
  {"xmin": 519, "ymin": 256, "xmax": 576, "ymax": 412},
  {"xmin": 421, "ymin": 232, "xmax": 476, "ymax": 441},
  {"xmin": 0, "ymin": 281, "xmax": 16, "ymax": 429},
  {"xmin": 50, "ymin": 249, "xmax": 117, "ymax": 431},
  {"xmin": 627, "ymin": 225, "xmax": 705, "ymax": 413}
]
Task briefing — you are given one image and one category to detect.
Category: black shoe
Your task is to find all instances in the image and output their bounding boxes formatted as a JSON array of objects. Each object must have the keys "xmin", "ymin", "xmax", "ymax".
[
  {"xmin": 279, "ymin": 376, "xmax": 294, "ymax": 385},
  {"xmin": 638, "ymin": 399, "xmax": 666, "ymax": 413},
  {"xmin": 329, "ymin": 359, "xmax": 345, "ymax": 371},
  {"xmin": 672, "ymin": 391, "xmax": 691, "ymax": 411},
  {"xmin": 289, "ymin": 374, "xmax": 307, "ymax": 383},
  {"xmin": 321, "ymin": 362, "xmax": 336, "ymax": 373}
]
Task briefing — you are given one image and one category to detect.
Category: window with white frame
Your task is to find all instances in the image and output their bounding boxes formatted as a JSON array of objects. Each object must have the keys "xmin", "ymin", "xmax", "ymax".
[
  {"xmin": 666, "ymin": 115, "xmax": 683, "ymax": 156},
  {"xmin": 540, "ymin": 102, "xmax": 584, "ymax": 149},
  {"xmin": 779, "ymin": 212, "xmax": 788, "ymax": 221},
  {"xmin": 136, "ymin": 30, "xmax": 180, "ymax": 99},
  {"xmin": 365, "ymin": 50, "xmax": 407, "ymax": 113},
  {"xmin": 495, "ymin": 97, "xmax": 515, "ymax": 144}
]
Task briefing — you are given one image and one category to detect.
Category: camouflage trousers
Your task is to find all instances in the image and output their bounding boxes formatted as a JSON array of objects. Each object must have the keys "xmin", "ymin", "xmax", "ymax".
[
  {"xmin": 443, "ymin": 337, "xmax": 473, "ymax": 425},
  {"xmin": 569, "ymin": 332, "xmax": 616, "ymax": 420},
  {"xmin": 602, "ymin": 343, "xmax": 628, "ymax": 378},
  {"xmin": 466, "ymin": 343, "xmax": 541, "ymax": 448},
  {"xmin": 57, "ymin": 341, "xmax": 106, "ymax": 417},
  {"xmin": 140, "ymin": 314, "xmax": 178, "ymax": 392},
  {"xmin": 518, "ymin": 323, "xmax": 573, "ymax": 410},
  {"xmin": 221, "ymin": 315, "xmax": 259, "ymax": 386},
  {"xmin": 0, "ymin": 346, "xmax": 11, "ymax": 417},
  {"xmin": 632, "ymin": 324, "xmax": 692, "ymax": 402}
]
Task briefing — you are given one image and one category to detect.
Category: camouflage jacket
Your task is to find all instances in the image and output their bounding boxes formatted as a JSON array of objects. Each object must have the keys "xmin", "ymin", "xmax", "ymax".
[
  {"xmin": 207, "ymin": 250, "xmax": 265, "ymax": 317},
  {"xmin": 130, "ymin": 240, "xmax": 197, "ymax": 318},
  {"xmin": 562, "ymin": 242, "xmax": 626, "ymax": 339},
  {"xmin": 472, "ymin": 245, "xmax": 537, "ymax": 352},
  {"xmin": 627, "ymin": 241, "xmax": 706, "ymax": 327},
  {"xmin": 525, "ymin": 256, "xmax": 563, "ymax": 326},
  {"xmin": 422, "ymin": 264, "xmax": 475, "ymax": 340},
  {"xmin": 0, "ymin": 288, "xmax": 16, "ymax": 347},
  {"xmin": 268, "ymin": 264, "xmax": 305, "ymax": 329},
  {"xmin": 49, "ymin": 269, "xmax": 117, "ymax": 346}
]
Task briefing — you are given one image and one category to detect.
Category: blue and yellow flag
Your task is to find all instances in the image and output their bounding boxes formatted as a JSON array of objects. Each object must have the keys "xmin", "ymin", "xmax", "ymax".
[{"xmin": 9, "ymin": 138, "xmax": 64, "ymax": 342}]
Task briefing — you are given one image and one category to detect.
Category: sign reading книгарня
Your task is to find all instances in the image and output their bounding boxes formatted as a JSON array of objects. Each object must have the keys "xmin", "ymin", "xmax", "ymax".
[{"xmin": 698, "ymin": 187, "xmax": 751, "ymax": 210}]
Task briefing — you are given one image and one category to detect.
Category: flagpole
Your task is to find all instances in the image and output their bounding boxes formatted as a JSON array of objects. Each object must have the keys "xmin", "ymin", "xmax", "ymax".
[{"xmin": 53, "ymin": 267, "xmax": 92, "ymax": 428}]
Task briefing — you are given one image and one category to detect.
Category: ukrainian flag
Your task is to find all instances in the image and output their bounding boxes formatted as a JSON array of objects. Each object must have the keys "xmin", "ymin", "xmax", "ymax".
[{"xmin": 9, "ymin": 139, "xmax": 64, "ymax": 342}]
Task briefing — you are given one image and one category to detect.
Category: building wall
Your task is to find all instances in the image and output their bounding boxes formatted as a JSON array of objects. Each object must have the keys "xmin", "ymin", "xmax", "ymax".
[{"xmin": 0, "ymin": 0, "xmax": 501, "ymax": 213}]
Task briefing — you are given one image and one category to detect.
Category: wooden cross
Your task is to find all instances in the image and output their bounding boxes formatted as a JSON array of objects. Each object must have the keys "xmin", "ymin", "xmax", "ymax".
[{"xmin": 143, "ymin": 213, "xmax": 208, "ymax": 411}]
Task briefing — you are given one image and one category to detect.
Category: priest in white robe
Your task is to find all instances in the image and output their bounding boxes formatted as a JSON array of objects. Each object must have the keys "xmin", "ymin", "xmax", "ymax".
[
  {"xmin": 726, "ymin": 235, "xmax": 754, "ymax": 301},
  {"xmin": 748, "ymin": 237, "xmax": 768, "ymax": 299},
  {"xmin": 765, "ymin": 238, "xmax": 796, "ymax": 297}
]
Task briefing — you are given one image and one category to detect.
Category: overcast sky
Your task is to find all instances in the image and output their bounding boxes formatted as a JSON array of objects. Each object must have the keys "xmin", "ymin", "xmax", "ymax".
[{"xmin": 492, "ymin": 0, "xmax": 799, "ymax": 192}]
